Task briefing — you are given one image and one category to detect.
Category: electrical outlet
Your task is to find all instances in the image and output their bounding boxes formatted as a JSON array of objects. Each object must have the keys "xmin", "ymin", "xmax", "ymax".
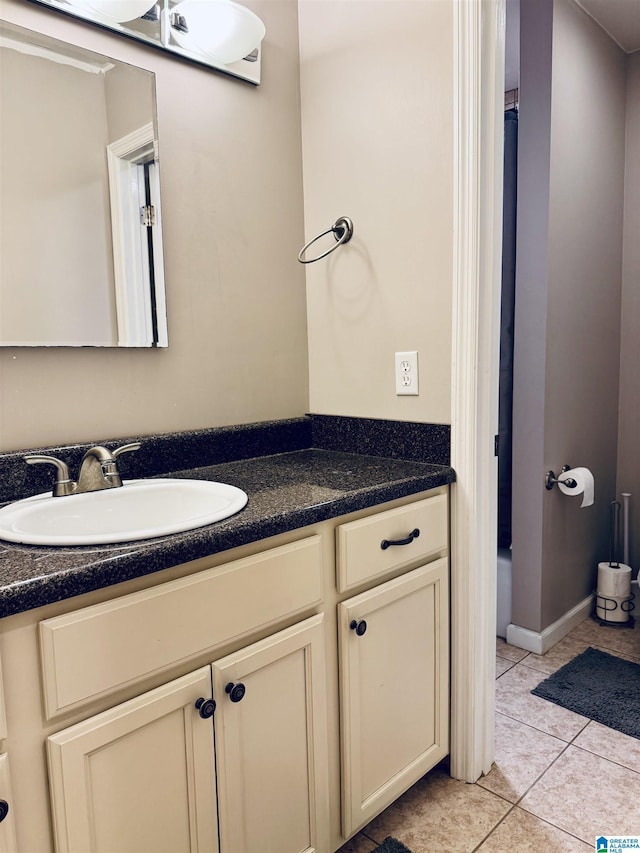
[{"xmin": 395, "ymin": 351, "xmax": 419, "ymax": 395}]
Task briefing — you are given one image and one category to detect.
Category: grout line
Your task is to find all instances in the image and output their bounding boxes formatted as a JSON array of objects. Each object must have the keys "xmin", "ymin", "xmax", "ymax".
[
  {"xmin": 469, "ymin": 802, "xmax": 517, "ymax": 852},
  {"xmin": 495, "ymin": 665, "xmax": 518, "ymax": 680},
  {"xmin": 511, "ymin": 737, "xmax": 573, "ymax": 805},
  {"xmin": 569, "ymin": 741, "xmax": 640, "ymax": 777},
  {"xmin": 495, "ymin": 655, "xmax": 522, "ymax": 665},
  {"xmin": 516, "ymin": 807, "xmax": 595, "ymax": 848},
  {"xmin": 470, "ymin": 741, "xmax": 583, "ymax": 849},
  {"xmin": 491, "ymin": 708, "xmax": 586, "ymax": 743},
  {"xmin": 493, "ymin": 710, "xmax": 573, "ymax": 743},
  {"xmin": 585, "ymin": 640, "xmax": 640, "ymax": 665},
  {"xmin": 496, "ymin": 651, "xmax": 531, "ymax": 664}
]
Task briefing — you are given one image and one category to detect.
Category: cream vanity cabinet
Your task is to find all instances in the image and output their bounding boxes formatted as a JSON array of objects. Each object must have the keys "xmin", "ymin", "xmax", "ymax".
[
  {"xmin": 40, "ymin": 537, "xmax": 329, "ymax": 853},
  {"xmin": 335, "ymin": 496, "xmax": 449, "ymax": 837},
  {"xmin": 1, "ymin": 486, "xmax": 448, "ymax": 852}
]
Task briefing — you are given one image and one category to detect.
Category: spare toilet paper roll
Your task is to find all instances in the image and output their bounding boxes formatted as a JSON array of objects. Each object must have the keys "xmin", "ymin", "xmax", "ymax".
[
  {"xmin": 597, "ymin": 562, "xmax": 632, "ymax": 598},
  {"xmin": 558, "ymin": 467, "xmax": 594, "ymax": 507}
]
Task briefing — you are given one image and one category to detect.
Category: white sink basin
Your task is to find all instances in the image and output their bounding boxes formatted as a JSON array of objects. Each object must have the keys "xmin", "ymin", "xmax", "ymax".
[{"xmin": 0, "ymin": 479, "xmax": 248, "ymax": 546}]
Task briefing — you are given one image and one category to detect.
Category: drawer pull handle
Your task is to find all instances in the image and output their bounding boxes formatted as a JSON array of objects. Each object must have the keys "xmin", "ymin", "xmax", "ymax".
[
  {"xmin": 350, "ymin": 619, "xmax": 367, "ymax": 636},
  {"xmin": 225, "ymin": 682, "xmax": 246, "ymax": 703},
  {"xmin": 0, "ymin": 800, "xmax": 9, "ymax": 823},
  {"xmin": 381, "ymin": 528, "xmax": 420, "ymax": 550},
  {"xmin": 194, "ymin": 697, "xmax": 216, "ymax": 719}
]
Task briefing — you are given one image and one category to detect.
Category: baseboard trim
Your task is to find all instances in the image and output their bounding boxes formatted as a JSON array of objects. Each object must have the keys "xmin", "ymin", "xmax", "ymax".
[{"xmin": 506, "ymin": 594, "xmax": 594, "ymax": 654}]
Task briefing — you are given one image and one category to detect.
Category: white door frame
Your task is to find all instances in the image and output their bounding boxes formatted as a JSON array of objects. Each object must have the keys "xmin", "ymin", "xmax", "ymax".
[{"xmin": 449, "ymin": 0, "xmax": 506, "ymax": 782}]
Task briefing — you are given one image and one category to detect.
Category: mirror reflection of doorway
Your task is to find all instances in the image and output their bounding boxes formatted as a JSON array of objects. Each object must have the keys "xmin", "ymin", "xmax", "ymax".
[{"xmin": 107, "ymin": 126, "xmax": 167, "ymax": 347}]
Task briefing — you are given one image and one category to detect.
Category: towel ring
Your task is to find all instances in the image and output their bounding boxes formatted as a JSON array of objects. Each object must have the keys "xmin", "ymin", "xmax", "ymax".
[{"xmin": 297, "ymin": 216, "xmax": 353, "ymax": 264}]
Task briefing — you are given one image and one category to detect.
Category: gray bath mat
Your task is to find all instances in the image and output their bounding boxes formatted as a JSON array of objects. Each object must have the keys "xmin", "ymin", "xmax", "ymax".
[
  {"xmin": 531, "ymin": 646, "xmax": 640, "ymax": 739},
  {"xmin": 372, "ymin": 839, "xmax": 413, "ymax": 853}
]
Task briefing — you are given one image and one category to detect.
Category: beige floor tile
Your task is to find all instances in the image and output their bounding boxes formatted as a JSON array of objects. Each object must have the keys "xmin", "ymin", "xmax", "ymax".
[
  {"xmin": 574, "ymin": 720, "xmax": 640, "ymax": 773},
  {"xmin": 496, "ymin": 637, "xmax": 529, "ymax": 662},
  {"xmin": 476, "ymin": 807, "xmax": 593, "ymax": 852},
  {"xmin": 520, "ymin": 745, "xmax": 640, "ymax": 841},
  {"xmin": 569, "ymin": 616, "xmax": 640, "ymax": 662},
  {"xmin": 495, "ymin": 656, "xmax": 516, "ymax": 677},
  {"xmin": 477, "ymin": 713, "xmax": 567, "ymax": 802},
  {"xmin": 335, "ymin": 832, "xmax": 379, "ymax": 853},
  {"xmin": 520, "ymin": 635, "xmax": 590, "ymax": 675},
  {"xmin": 363, "ymin": 765, "xmax": 510, "ymax": 853},
  {"xmin": 495, "ymin": 663, "xmax": 590, "ymax": 740}
]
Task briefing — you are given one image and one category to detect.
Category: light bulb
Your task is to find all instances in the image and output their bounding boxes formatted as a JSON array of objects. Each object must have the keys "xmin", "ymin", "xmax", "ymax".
[
  {"xmin": 68, "ymin": 1, "xmax": 155, "ymax": 26},
  {"xmin": 170, "ymin": 0, "xmax": 265, "ymax": 65}
]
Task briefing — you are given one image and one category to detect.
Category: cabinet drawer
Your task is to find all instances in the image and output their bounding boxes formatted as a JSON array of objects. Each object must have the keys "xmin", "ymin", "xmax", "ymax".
[
  {"xmin": 336, "ymin": 493, "xmax": 448, "ymax": 592},
  {"xmin": 40, "ymin": 536, "xmax": 322, "ymax": 718}
]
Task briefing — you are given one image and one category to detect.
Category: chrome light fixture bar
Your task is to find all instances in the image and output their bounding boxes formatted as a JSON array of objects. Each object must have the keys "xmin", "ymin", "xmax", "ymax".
[{"xmin": 26, "ymin": 0, "xmax": 266, "ymax": 83}]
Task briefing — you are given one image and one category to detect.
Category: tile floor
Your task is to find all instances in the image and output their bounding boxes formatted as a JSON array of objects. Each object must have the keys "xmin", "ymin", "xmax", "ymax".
[{"xmin": 338, "ymin": 614, "xmax": 640, "ymax": 853}]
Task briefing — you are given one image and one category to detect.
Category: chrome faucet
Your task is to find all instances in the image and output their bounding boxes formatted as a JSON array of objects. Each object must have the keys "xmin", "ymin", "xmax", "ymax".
[
  {"xmin": 76, "ymin": 445, "xmax": 132, "ymax": 493},
  {"xmin": 25, "ymin": 442, "xmax": 141, "ymax": 497}
]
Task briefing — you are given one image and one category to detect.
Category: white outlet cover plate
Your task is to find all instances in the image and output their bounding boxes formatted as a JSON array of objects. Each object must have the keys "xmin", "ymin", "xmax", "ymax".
[{"xmin": 395, "ymin": 351, "xmax": 419, "ymax": 395}]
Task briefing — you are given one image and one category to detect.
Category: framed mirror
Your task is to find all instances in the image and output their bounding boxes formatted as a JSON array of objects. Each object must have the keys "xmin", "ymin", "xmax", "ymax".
[{"xmin": 0, "ymin": 20, "xmax": 168, "ymax": 347}]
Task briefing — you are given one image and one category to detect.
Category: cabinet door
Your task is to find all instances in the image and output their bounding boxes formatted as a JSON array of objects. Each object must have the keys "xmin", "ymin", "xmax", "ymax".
[
  {"xmin": 212, "ymin": 614, "xmax": 329, "ymax": 853},
  {"xmin": 0, "ymin": 753, "xmax": 17, "ymax": 852},
  {"xmin": 339, "ymin": 558, "xmax": 449, "ymax": 837},
  {"xmin": 47, "ymin": 666, "xmax": 218, "ymax": 853}
]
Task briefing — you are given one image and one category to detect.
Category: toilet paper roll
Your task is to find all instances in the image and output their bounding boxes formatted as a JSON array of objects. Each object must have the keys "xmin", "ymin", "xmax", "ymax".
[
  {"xmin": 558, "ymin": 467, "xmax": 594, "ymax": 507},
  {"xmin": 597, "ymin": 562, "xmax": 632, "ymax": 598},
  {"xmin": 596, "ymin": 592, "xmax": 633, "ymax": 622}
]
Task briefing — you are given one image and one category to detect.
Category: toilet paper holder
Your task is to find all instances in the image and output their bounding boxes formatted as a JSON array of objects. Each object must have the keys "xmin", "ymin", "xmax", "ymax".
[{"xmin": 545, "ymin": 465, "xmax": 578, "ymax": 490}]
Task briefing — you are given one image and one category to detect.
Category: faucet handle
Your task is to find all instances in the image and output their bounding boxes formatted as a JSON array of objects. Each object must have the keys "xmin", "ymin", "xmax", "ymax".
[
  {"xmin": 110, "ymin": 442, "xmax": 142, "ymax": 483},
  {"xmin": 112, "ymin": 442, "xmax": 142, "ymax": 458},
  {"xmin": 24, "ymin": 455, "xmax": 76, "ymax": 497}
]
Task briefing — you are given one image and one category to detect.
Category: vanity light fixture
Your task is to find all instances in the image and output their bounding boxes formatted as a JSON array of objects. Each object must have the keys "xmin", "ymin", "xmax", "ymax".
[
  {"xmin": 169, "ymin": 0, "xmax": 266, "ymax": 65},
  {"xmin": 30, "ymin": 0, "xmax": 266, "ymax": 83}
]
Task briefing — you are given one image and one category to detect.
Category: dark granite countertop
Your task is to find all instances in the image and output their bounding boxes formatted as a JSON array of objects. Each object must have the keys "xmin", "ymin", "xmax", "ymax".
[{"xmin": 0, "ymin": 448, "xmax": 454, "ymax": 618}]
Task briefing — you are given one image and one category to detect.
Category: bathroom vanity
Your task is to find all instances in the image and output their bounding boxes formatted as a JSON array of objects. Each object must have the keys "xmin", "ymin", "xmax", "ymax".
[{"xmin": 0, "ymin": 420, "xmax": 453, "ymax": 852}]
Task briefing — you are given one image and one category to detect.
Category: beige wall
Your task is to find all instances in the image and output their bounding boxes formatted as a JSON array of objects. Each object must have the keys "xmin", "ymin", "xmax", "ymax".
[
  {"xmin": 617, "ymin": 51, "xmax": 640, "ymax": 574},
  {"xmin": 512, "ymin": 0, "xmax": 627, "ymax": 632},
  {"xmin": 298, "ymin": 0, "xmax": 453, "ymax": 424},
  {"xmin": 0, "ymin": 0, "xmax": 308, "ymax": 450}
]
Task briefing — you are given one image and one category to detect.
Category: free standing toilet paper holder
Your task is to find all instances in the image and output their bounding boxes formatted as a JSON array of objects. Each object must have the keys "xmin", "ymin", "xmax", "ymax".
[
  {"xmin": 594, "ymin": 589, "xmax": 635, "ymax": 627},
  {"xmin": 545, "ymin": 465, "xmax": 578, "ymax": 491}
]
